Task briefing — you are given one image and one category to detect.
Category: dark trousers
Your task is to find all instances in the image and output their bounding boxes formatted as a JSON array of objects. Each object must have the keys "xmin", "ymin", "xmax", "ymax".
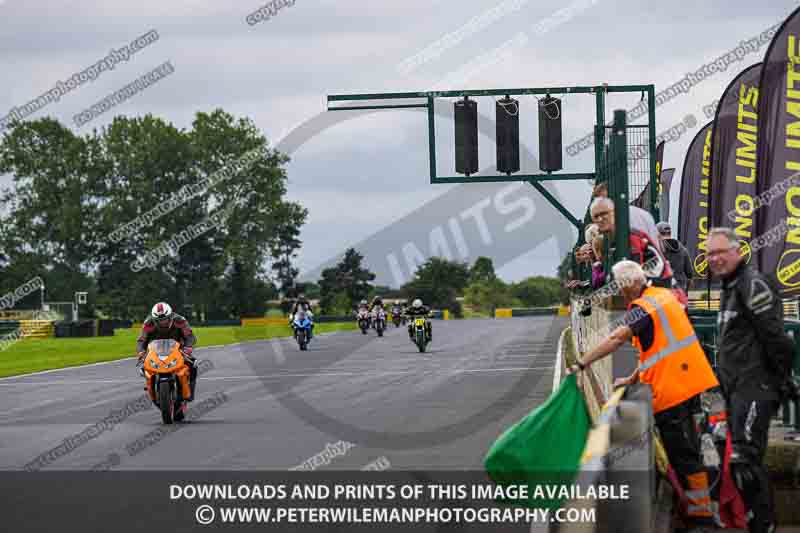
[
  {"xmin": 655, "ymin": 394, "xmax": 713, "ymax": 524},
  {"xmin": 727, "ymin": 393, "xmax": 780, "ymax": 531}
]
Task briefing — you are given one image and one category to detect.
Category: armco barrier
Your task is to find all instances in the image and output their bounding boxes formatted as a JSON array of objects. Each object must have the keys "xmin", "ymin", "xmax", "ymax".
[
  {"xmin": 0, "ymin": 320, "xmax": 20, "ymax": 336},
  {"xmin": 510, "ymin": 307, "xmax": 559, "ymax": 317},
  {"xmin": 494, "ymin": 308, "xmax": 513, "ymax": 318},
  {"xmin": 315, "ymin": 315, "xmax": 355, "ymax": 323},
  {"xmin": 198, "ymin": 319, "xmax": 242, "ymax": 327},
  {"xmin": 495, "ymin": 308, "xmax": 559, "ymax": 318},
  {"xmin": 241, "ymin": 317, "xmax": 289, "ymax": 327}
]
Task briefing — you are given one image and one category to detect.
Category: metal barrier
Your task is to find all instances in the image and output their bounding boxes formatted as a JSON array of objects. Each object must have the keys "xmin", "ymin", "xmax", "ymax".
[
  {"xmin": 687, "ymin": 297, "xmax": 800, "ymax": 320},
  {"xmin": 689, "ymin": 311, "xmax": 800, "ymax": 432}
]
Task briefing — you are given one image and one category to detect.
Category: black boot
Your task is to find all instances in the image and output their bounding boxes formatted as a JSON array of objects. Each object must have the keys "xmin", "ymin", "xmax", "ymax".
[{"xmin": 187, "ymin": 362, "xmax": 198, "ymax": 401}]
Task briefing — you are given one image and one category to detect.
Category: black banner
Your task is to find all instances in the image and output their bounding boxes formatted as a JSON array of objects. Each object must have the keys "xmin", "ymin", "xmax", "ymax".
[
  {"xmin": 756, "ymin": 6, "xmax": 800, "ymax": 295},
  {"xmin": 659, "ymin": 168, "xmax": 675, "ymax": 222},
  {"xmin": 678, "ymin": 122, "xmax": 714, "ymax": 279},
  {"xmin": 654, "ymin": 140, "xmax": 665, "ymax": 186},
  {"xmin": 632, "ymin": 141, "xmax": 665, "ymax": 212},
  {"xmin": 631, "ymin": 181, "xmax": 651, "ymax": 210},
  {"xmin": 709, "ymin": 62, "xmax": 762, "ymax": 270}
]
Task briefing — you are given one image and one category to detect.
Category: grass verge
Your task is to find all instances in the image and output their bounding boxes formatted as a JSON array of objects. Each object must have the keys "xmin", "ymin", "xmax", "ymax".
[{"xmin": 0, "ymin": 322, "xmax": 358, "ymax": 378}]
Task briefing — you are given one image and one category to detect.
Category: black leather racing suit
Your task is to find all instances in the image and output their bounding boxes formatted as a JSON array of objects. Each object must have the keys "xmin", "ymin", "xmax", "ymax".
[
  {"xmin": 404, "ymin": 305, "xmax": 432, "ymax": 341},
  {"xmin": 136, "ymin": 315, "xmax": 198, "ymax": 400},
  {"xmin": 718, "ymin": 261, "xmax": 794, "ymax": 533}
]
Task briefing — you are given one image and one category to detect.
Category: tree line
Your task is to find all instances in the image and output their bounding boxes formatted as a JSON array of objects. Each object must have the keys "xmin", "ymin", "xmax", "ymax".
[
  {"xmin": 0, "ymin": 110, "xmax": 304, "ymax": 320},
  {"xmin": 313, "ymin": 250, "xmax": 564, "ymax": 317},
  {"xmin": 0, "ymin": 110, "xmax": 563, "ymax": 321}
]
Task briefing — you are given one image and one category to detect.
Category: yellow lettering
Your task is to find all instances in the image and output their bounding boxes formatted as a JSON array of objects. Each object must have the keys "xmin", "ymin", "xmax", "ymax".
[
  {"xmin": 788, "ymin": 188, "xmax": 800, "ymax": 217},
  {"xmin": 787, "ymin": 217, "xmax": 800, "ymax": 246},
  {"xmin": 787, "ymin": 102, "xmax": 800, "ymax": 143},
  {"xmin": 697, "ymin": 216, "xmax": 709, "ymax": 249},
  {"xmin": 734, "ymin": 217, "xmax": 753, "ymax": 238},
  {"xmin": 736, "ymin": 167, "xmax": 756, "ymax": 183},
  {"xmin": 788, "ymin": 161, "xmax": 800, "ymax": 171},
  {"xmin": 735, "ymin": 194, "xmax": 755, "ymax": 215},
  {"xmin": 740, "ymin": 84, "xmax": 758, "ymax": 107},
  {"xmin": 737, "ymin": 110, "xmax": 757, "ymax": 133},
  {"xmin": 736, "ymin": 131, "xmax": 757, "ymax": 161},
  {"xmin": 789, "ymin": 36, "xmax": 800, "ymax": 90}
]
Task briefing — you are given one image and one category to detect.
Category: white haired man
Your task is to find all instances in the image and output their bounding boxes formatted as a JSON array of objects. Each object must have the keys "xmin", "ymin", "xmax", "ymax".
[{"xmin": 567, "ymin": 260, "xmax": 719, "ymax": 530}]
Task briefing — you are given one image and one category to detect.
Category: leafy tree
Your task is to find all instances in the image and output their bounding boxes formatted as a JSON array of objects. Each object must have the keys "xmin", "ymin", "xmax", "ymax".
[
  {"xmin": 509, "ymin": 276, "xmax": 562, "ymax": 307},
  {"xmin": 318, "ymin": 248, "xmax": 375, "ymax": 313},
  {"xmin": 469, "ymin": 256, "xmax": 497, "ymax": 284},
  {"xmin": 401, "ymin": 257, "xmax": 469, "ymax": 312},
  {"xmin": 464, "ymin": 278, "xmax": 518, "ymax": 315},
  {"xmin": 296, "ymin": 282, "xmax": 321, "ymax": 300},
  {"xmin": 269, "ymin": 201, "xmax": 306, "ymax": 296},
  {"xmin": 0, "ymin": 110, "xmax": 306, "ymax": 319}
]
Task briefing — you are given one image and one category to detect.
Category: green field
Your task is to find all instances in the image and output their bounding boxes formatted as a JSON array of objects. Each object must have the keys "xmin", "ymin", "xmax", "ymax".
[{"xmin": 0, "ymin": 322, "xmax": 358, "ymax": 378}]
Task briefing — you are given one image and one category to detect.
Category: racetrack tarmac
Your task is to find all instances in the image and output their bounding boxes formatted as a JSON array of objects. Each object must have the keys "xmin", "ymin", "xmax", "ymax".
[{"xmin": 0, "ymin": 317, "xmax": 569, "ymax": 471}]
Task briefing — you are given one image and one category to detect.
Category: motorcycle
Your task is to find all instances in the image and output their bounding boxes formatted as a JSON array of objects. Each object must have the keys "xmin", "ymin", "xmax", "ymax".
[
  {"xmin": 411, "ymin": 316, "xmax": 430, "ymax": 353},
  {"xmin": 373, "ymin": 306, "xmax": 387, "ymax": 337},
  {"xmin": 356, "ymin": 308, "xmax": 370, "ymax": 334},
  {"xmin": 142, "ymin": 339, "xmax": 192, "ymax": 424},
  {"xmin": 292, "ymin": 311, "xmax": 313, "ymax": 351},
  {"xmin": 391, "ymin": 307, "xmax": 403, "ymax": 327}
]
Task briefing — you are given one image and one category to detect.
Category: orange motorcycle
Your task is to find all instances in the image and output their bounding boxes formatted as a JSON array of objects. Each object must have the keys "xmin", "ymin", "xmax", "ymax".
[{"xmin": 142, "ymin": 339, "xmax": 192, "ymax": 424}]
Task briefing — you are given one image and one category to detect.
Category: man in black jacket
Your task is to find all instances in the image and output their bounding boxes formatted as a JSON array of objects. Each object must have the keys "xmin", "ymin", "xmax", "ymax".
[
  {"xmin": 707, "ymin": 227, "xmax": 796, "ymax": 533},
  {"xmin": 657, "ymin": 221, "xmax": 694, "ymax": 292},
  {"xmin": 404, "ymin": 298, "xmax": 432, "ymax": 341}
]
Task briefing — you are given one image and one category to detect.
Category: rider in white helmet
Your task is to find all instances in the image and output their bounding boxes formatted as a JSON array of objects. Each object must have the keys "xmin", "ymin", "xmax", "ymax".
[
  {"xmin": 404, "ymin": 298, "xmax": 432, "ymax": 341},
  {"xmin": 136, "ymin": 302, "xmax": 199, "ymax": 401}
]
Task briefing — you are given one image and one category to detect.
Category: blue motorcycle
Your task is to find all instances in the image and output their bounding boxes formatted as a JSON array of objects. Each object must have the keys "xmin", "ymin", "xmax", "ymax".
[{"xmin": 292, "ymin": 311, "xmax": 313, "ymax": 351}]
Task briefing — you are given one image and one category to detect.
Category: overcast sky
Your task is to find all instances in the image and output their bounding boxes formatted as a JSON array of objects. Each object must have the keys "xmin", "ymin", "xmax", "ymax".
[{"xmin": 0, "ymin": 0, "xmax": 796, "ymax": 286}]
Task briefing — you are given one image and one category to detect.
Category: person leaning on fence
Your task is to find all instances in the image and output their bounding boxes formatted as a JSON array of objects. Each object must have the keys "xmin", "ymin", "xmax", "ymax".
[
  {"xmin": 706, "ymin": 227, "xmax": 798, "ymax": 533},
  {"xmin": 567, "ymin": 260, "xmax": 719, "ymax": 529},
  {"xmin": 567, "ymin": 224, "xmax": 605, "ymax": 290},
  {"xmin": 593, "ymin": 181, "xmax": 662, "ymax": 251},
  {"xmin": 590, "ymin": 196, "xmax": 688, "ymax": 307}
]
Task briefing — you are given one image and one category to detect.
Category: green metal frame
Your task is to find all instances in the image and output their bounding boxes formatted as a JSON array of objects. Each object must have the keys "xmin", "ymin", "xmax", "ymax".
[{"xmin": 327, "ymin": 84, "xmax": 658, "ymax": 257}]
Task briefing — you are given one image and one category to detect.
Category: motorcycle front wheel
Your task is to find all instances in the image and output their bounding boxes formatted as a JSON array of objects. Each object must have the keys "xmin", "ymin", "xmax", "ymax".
[{"xmin": 158, "ymin": 381, "xmax": 175, "ymax": 424}]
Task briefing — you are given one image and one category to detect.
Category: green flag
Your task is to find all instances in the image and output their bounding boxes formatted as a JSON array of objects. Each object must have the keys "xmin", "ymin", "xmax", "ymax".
[{"xmin": 484, "ymin": 373, "xmax": 591, "ymax": 509}]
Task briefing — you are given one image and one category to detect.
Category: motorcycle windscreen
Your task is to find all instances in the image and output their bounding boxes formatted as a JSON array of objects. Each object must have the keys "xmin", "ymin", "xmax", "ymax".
[{"xmin": 149, "ymin": 339, "xmax": 179, "ymax": 360}]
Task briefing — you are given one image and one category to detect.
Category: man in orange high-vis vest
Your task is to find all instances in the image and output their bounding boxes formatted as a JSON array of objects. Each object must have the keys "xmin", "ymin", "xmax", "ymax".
[{"xmin": 567, "ymin": 260, "xmax": 719, "ymax": 529}]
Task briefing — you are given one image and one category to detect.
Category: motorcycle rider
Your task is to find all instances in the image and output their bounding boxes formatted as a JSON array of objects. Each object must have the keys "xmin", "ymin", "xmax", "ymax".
[
  {"xmin": 370, "ymin": 296, "xmax": 386, "ymax": 325},
  {"xmin": 136, "ymin": 302, "xmax": 198, "ymax": 401},
  {"xmin": 370, "ymin": 295, "xmax": 384, "ymax": 312},
  {"xmin": 391, "ymin": 301, "xmax": 403, "ymax": 324},
  {"xmin": 404, "ymin": 298, "xmax": 433, "ymax": 342},
  {"xmin": 290, "ymin": 293, "xmax": 314, "ymax": 339}
]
